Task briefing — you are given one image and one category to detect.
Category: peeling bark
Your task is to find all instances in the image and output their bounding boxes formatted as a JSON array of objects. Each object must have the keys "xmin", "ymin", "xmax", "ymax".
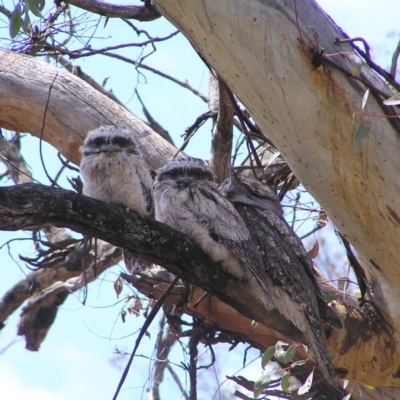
[{"xmin": 153, "ymin": 0, "xmax": 400, "ymax": 332}]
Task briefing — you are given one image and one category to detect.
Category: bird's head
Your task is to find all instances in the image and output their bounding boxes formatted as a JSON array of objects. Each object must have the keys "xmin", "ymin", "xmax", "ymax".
[
  {"xmin": 155, "ymin": 157, "xmax": 215, "ymax": 188},
  {"xmin": 80, "ymin": 126, "xmax": 141, "ymax": 157}
]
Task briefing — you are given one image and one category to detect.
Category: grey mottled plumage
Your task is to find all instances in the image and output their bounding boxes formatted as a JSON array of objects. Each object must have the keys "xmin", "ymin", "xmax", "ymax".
[
  {"xmin": 221, "ymin": 174, "xmax": 341, "ymax": 387},
  {"xmin": 79, "ymin": 126, "xmax": 153, "ymax": 272},
  {"xmin": 153, "ymin": 157, "xmax": 267, "ymax": 283}
]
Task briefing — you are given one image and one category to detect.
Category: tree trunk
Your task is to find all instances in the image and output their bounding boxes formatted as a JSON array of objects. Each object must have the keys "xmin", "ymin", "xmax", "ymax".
[{"xmin": 153, "ymin": 0, "xmax": 400, "ymax": 326}]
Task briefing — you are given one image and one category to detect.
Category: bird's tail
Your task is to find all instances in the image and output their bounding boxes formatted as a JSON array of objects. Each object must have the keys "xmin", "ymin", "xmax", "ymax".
[{"xmin": 303, "ymin": 315, "xmax": 339, "ymax": 389}]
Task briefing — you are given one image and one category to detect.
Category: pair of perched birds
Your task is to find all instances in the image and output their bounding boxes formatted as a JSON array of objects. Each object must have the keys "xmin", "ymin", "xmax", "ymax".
[{"xmin": 79, "ymin": 126, "xmax": 341, "ymax": 387}]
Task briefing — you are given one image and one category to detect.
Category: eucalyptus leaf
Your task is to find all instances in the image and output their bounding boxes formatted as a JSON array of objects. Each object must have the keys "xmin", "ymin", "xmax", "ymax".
[
  {"xmin": 298, "ymin": 370, "xmax": 313, "ymax": 395},
  {"xmin": 9, "ymin": 4, "xmax": 22, "ymax": 39},
  {"xmin": 383, "ymin": 97, "xmax": 400, "ymax": 106},
  {"xmin": 355, "ymin": 125, "xmax": 369, "ymax": 149},
  {"xmin": 283, "ymin": 345, "xmax": 297, "ymax": 363},
  {"xmin": 261, "ymin": 346, "xmax": 275, "ymax": 368},
  {"xmin": 361, "ymin": 89, "xmax": 369, "ymax": 110},
  {"xmin": 291, "ymin": 360, "xmax": 306, "ymax": 368},
  {"xmin": 281, "ymin": 372, "xmax": 291, "ymax": 393},
  {"xmin": 253, "ymin": 374, "xmax": 271, "ymax": 398},
  {"xmin": 26, "ymin": 0, "xmax": 43, "ymax": 17}
]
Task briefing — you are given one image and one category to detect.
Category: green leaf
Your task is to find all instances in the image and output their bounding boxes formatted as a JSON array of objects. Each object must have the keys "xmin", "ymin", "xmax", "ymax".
[
  {"xmin": 291, "ymin": 360, "xmax": 306, "ymax": 368},
  {"xmin": 283, "ymin": 345, "xmax": 297, "ymax": 364},
  {"xmin": 21, "ymin": 11, "xmax": 30, "ymax": 31},
  {"xmin": 9, "ymin": 4, "xmax": 22, "ymax": 38},
  {"xmin": 324, "ymin": 294, "xmax": 338, "ymax": 302},
  {"xmin": 36, "ymin": 0, "xmax": 45, "ymax": 11},
  {"xmin": 26, "ymin": 0, "xmax": 42, "ymax": 17},
  {"xmin": 253, "ymin": 374, "xmax": 271, "ymax": 398},
  {"xmin": 364, "ymin": 384, "xmax": 374, "ymax": 390},
  {"xmin": 298, "ymin": 370, "xmax": 313, "ymax": 395},
  {"xmin": 355, "ymin": 125, "xmax": 369, "ymax": 149},
  {"xmin": 261, "ymin": 346, "xmax": 275, "ymax": 369},
  {"xmin": 281, "ymin": 372, "xmax": 291, "ymax": 393}
]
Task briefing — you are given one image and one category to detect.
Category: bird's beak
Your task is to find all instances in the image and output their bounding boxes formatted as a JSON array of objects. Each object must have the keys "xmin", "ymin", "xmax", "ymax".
[{"xmin": 175, "ymin": 176, "xmax": 192, "ymax": 185}]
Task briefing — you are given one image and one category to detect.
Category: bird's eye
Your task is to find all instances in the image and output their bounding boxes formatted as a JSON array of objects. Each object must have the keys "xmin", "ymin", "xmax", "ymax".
[
  {"xmin": 111, "ymin": 137, "xmax": 128, "ymax": 146},
  {"xmin": 195, "ymin": 169, "xmax": 204, "ymax": 177},
  {"xmin": 93, "ymin": 137, "xmax": 105, "ymax": 146},
  {"xmin": 169, "ymin": 170, "xmax": 177, "ymax": 177}
]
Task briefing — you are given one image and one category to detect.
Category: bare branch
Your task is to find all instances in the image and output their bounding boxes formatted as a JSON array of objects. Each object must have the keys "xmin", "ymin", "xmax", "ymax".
[
  {"xmin": 52, "ymin": 55, "xmax": 126, "ymax": 108},
  {"xmin": 208, "ymin": 72, "xmax": 234, "ymax": 183},
  {"xmin": 96, "ymin": 52, "xmax": 208, "ymax": 102},
  {"xmin": 0, "ymin": 134, "xmax": 32, "ymax": 184},
  {"xmin": 45, "ymin": 31, "xmax": 179, "ymax": 58},
  {"xmin": 64, "ymin": 0, "xmax": 162, "ymax": 21},
  {"xmin": 391, "ymin": 37, "xmax": 400, "ymax": 79},
  {"xmin": 135, "ymin": 90, "xmax": 174, "ymax": 145}
]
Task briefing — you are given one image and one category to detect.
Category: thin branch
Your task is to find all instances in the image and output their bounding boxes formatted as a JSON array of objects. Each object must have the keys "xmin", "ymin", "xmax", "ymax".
[
  {"xmin": 208, "ymin": 72, "xmax": 234, "ymax": 183},
  {"xmin": 167, "ymin": 364, "xmax": 190, "ymax": 400},
  {"xmin": 95, "ymin": 52, "xmax": 208, "ymax": 102},
  {"xmin": 335, "ymin": 35, "xmax": 400, "ymax": 92},
  {"xmin": 135, "ymin": 90, "xmax": 174, "ymax": 145},
  {"xmin": 112, "ymin": 276, "xmax": 179, "ymax": 400},
  {"xmin": 46, "ymin": 31, "xmax": 180, "ymax": 58},
  {"xmin": 336, "ymin": 37, "xmax": 371, "ymax": 59},
  {"xmin": 0, "ymin": 135, "xmax": 33, "ymax": 184},
  {"xmin": 64, "ymin": 0, "xmax": 162, "ymax": 21},
  {"xmin": 390, "ymin": 37, "xmax": 400, "ymax": 79},
  {"xmin": 51, "ymin": 54, "xmax": 126, "ymax": 108}
]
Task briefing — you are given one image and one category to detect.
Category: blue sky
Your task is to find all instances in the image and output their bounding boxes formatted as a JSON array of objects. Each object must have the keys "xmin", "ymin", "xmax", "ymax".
[{"xmin": 0, "ymin": 0, "xmax": 399, "ymax": 399}]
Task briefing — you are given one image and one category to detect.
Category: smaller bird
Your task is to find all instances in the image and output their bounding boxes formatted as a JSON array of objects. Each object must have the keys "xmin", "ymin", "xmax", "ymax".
[
  {"xmin": 79, "ymin": 126, "xmax": 154, "ymax": 272},
  {"xmin": 153, "ymin": 157, "xmax": 271, "ymax": 288},
  {"xmin": 221, "ymin": 174, "xmax": 341, "ymax": 387}
]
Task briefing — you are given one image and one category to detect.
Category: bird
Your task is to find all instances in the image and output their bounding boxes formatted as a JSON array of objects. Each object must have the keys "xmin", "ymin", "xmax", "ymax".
[
  {"xmin": 79, "ymin": 126, "xmax": 154, "ymax": 273},
  {"xmin": 221, "ymin": 173, "xmax": 341, "ymax": 387},
  {"xmin": 153, "ymin": 157, "xmax": 269, "ymax": 285}
]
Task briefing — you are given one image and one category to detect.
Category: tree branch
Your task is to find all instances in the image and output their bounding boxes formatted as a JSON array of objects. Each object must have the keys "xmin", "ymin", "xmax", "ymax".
[
  {"xmin": 0, "ymin": 183, "xmax": 398, "ymax": 388},
  {"xmin": 208, "ymin": 72, "xmax": 234, "ymax": 183},
  {"xmin": 154, "ymin": 0, "xmax": 400, "ymax": 335},
  {"xmin": 64, "ymin": 0, "xmax": 162, "ymax": 21}
]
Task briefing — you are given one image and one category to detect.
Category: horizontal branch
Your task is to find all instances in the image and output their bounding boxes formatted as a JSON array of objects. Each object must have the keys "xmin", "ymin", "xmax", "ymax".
[
  {"xmin": 64, "ymin": 0, "xmax": 162, "ymax": 21},
  {"xmin": 0, "ymin": 183, "xmax": 399, "ymax": 388},
  {"xmin": 0, "ymin": 183, "xmax": 293, "ymax": 337}
]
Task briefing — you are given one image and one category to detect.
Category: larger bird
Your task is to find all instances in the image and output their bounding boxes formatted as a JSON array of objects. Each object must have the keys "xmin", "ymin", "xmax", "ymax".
[
  {"xmin": 221, "ymin": 174, "xmax": 341, "ymax": 387},
  {"xmin": 154, "ymin": 157, "xmax": 269, "ymax": 285},
  {"xmin": 79, "ymin": 126, "xmax": 154, "ymax": 272}
]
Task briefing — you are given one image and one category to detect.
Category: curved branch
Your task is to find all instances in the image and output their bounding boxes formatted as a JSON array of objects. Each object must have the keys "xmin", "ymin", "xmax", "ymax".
[
  {"xmin": 154, "ymin": 0, "xmax": 400, "ymax": 334},
  {"xmin": 0, "ymin": 183, "xmax": 398, "ymax": 388}
]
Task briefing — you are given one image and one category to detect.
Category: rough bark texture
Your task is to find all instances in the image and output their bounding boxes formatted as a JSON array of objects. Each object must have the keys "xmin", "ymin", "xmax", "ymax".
[
  {"xmin": 1, "ymin": 0, "xmax": 400, "ymax": 390},
  {"xmin": 153, "ymin": 0, "xmax": 400, "ymax": 329},
  {"xmin": 0, "ymin": 50, "xmax": 177, "ymax": 169},
  {"xmin": 0, "ymin": 182, "xmax": 397, "ymax": 394}
]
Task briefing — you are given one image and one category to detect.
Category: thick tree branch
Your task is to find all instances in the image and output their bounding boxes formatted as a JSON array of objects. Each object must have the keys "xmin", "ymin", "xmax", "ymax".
[
  {"xmin": 0, "ymin": 183, "xmax": 398, "ymax": 389},
  {"xmin": 154, "ymin": 0, "xmax": 400, "ymax": 334},
  {"xmin": 0, "ymin": 49, "xmax": 177, "ymax": 168}
]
